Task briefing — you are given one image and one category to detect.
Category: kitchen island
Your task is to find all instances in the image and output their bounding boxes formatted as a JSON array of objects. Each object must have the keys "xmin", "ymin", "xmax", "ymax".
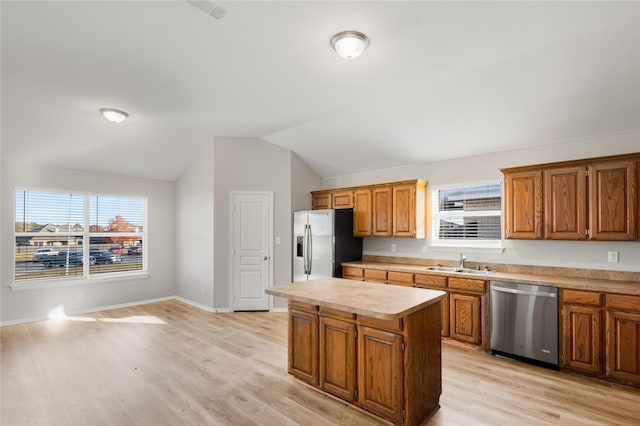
[{"xmin": 266, "ymin": 278, "xmax": 446, "ymax": 425}]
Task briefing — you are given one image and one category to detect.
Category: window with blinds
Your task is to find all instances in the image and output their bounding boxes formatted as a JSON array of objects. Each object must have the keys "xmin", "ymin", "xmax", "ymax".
[
  {"xmin": 432, "ymin": 183, "xmax": 502, "ymax": 243},
  {"xmin": 14, "ymin": 189, "xmax": 146, "ymax": 283}
]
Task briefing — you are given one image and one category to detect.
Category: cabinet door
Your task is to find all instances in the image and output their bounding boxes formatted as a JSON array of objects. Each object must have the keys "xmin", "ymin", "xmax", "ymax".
[
  {"xmin": 503, "ymin": 170, "xmax": 543, "ymax": 239},
  {"xmin": 392, "ymin": 183, "xmax": 416, "ymax": 237},
  {"xmin": 561, "ymin": 305, "xmax": 603, "ymax": 375},
  {"xmin": 353, "ymin": 188, "xmax": 372, "ymax": 237},
  {"xmin": 357, "ymin": 326, "xmax": 404, "ymax": 424},
  {"xmin": 606, "ymin": 310, "xmax": 640, "ymax": 386},
  {"xmin": 449, "ymin": 293, "xmax": 481, "ymax": 344},
  {"xmin": 289, "ymin": 309, "xmax": 319, "ymax": 385},
  {"xmin": 320, "ymin": 317, "xmax": 357, "ymax": 402},
  {"xmin": 544, "ymin": 166, "xmax": 587, "ymax": 240},
  {"xmin": 589, "ymin": 160, "xmax": 637, "ymax": 240},
  {"xmin": 332, "ymin": 189, "xmax": 354, "ymax": 209},
  {"xmin": 311, "ymin": 191, "xmax": 331, "ymax": 210},
  {"xmin": 372, "ymin": 186, "xmax": 393, "ymax": 237}
]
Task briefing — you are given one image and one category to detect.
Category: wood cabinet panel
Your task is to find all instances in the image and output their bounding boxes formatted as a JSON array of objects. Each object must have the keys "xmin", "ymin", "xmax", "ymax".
[
  {"xmin": 504, "ymin": 170, "xmax": 543, "ymax": 239},
  {"xmin": 544, "ymin": 166, "xmax": 587, "ymax": 240},
  {"xmin": 364, "ymin": 268, "xmax": 387, "ymax": 284},
  {"xmin": 342, "ymin": 266, "xmax": 364, "ymax": 281},
  {"xmin": 358, "ymin": 315, "xmax": 403, "ymax": 334},
  {"xmin": 589, "ymin": 160, "xmax": 637, "ymax": 240},
  {"xmin": 319, "ymin": 316, "xmax": 357, "ymax": 401},
  {"xmin": 563, "ymin": 290, "xmax": 603, "ymax": 306},
  {"xmin": 332, "ymin": 189, "xmax": 354, "ymax": 209},
  {"xmin": 353, "ymin": 188, "xmax": 372, "ymax": 237},
  {"xmin": 392, "ymin": 183, "xmax": 416, "ymax": 237},
  {"xmin": 606, "ymin": 294, "xmax": 640, "ymax": 312},
  {"xmin": 289, "ymin": 308, "xmax": 319, "ymax": 385},
  {"xmin": 448, "ymin": 277, "xmax": 486, "ymax": 293},
  {"xmin": 372, "ymin": 186, "xmax": 393, "ymax": 236},
  {"xmin": 561, "ymin": 304, "xmax": 603, "ymax": 374},
  {"xmin": 311, "ymin": 191, "xmax": 331, "ymax": 210},
  {"xmin": 387, "ymin": 271, "xmax": 414, "ymax": 287},
  {"xmin": 449, "ymin": 293, "xmax": 481, "ymax": 344},
  {"xmin": 414, "ymin": 274, "xmax": 447, "ymax": 288},
  {"xmin": 357, "ymin": 326, "xmax": 404, "ymax": 424},
  {"xmin": 606, "ymin": 311, "xmax": 640, "ymax": 386}
]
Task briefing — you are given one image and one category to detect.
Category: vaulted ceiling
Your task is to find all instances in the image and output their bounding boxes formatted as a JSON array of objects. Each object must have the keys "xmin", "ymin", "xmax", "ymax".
[{"xmin": 2, "ymin": 1, "xmax": 639, "ymax": 181}]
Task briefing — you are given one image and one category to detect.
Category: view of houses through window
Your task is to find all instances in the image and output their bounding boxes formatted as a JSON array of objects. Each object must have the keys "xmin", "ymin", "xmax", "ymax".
[
  {"xmin": 432, "ymin": 183, "xmax": 502, "ymax": 243},
  {"xmin": 14, "ymin": 190, "xmax": 146, "ymax": 282}
]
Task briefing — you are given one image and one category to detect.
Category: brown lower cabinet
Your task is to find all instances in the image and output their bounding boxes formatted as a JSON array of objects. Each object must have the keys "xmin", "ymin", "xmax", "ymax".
[
  {"xmin": 449, "ymin": 293, "xmax": 482, "ymax": 345},
  {"xmin": 561, "ymin": 290, "xmax": 640, "ymax": 387},
  {"xmin": 290, "ymin": 300, "xmax": 441, "ymax": 425}
]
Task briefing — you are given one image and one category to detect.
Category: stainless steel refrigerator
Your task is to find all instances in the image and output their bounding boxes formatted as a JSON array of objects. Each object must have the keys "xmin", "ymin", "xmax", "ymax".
[{"xmin": 293, "ymin": 209, "xmax": 362, "ymax": 282}]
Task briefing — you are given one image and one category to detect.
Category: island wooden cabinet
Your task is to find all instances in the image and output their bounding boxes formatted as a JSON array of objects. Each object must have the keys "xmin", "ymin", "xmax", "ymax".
[
  {"xmin": 358, "ymin": 325, "xmax": 404, "ymax": 423},
  {"xmin": 560, "ymin": 290, "xmax": 604, "ymax": 375},
  {"xmin": 502, "ymin": 153, "xmax": 639, "ymax": 241},
  {"xmin": 319, "ymin": 308, "xmax": 357, "ymax": 402},
  {"xmin": 288, "ymin": 302, "xmax": 319, "ymax": 385},
  {"xmin": 605, "ymin": 294, "xmax": 640, "ymax": 386}
]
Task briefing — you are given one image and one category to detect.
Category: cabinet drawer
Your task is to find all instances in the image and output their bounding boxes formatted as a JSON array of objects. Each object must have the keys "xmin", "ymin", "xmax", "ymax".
[
  {"xmin": 343, "ymin": 267, "xmax": 364, "ymax": 280},
  {"xmin": 563, "ymin": 289, "xmax": 603, "ymax": 306},
  {"xmin": 289, "ymin": 301, "xmax": 318, "ymax": 314},
  {"xmin": 606, "ymin": 294, "xmax": 640, "ymax": 313},
  {"xmin": 319, "ymin": 306, "xmax": 356, "ymax": 322},
  {"xmin": 449, "ymin": 277, "xmax": 486, "ymax": 293},
  {"xmin": 358, "ymin": 315, "xmax": 403, "ymax": 333},
  {"xmin": 364, "ymin": 269, "xmax": 387, "ymax": 283},
  {"xmin": 387, "ymin": 271, "xmax": 414, "ymax": 287},
  {"xmin": 414, "ymin": 274, "xmax": 447, "ymax": 288}
]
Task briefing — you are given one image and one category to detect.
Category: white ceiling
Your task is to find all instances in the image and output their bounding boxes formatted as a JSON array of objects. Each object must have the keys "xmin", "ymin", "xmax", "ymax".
[{"xmin": 2, "ymin": 1, "xmax": 639, "ymax": 181}]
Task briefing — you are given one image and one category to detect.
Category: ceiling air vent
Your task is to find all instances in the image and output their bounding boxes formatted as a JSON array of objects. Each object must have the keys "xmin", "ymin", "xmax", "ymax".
[{"xmin": 185, "ymin": 1, "xmax": 229, "ymax": 20}]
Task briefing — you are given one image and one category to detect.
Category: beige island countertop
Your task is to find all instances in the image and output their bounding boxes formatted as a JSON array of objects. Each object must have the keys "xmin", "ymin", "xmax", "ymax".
[{"xmin": 266, "ymin": 277, "xmax": 445, "ymax": 320}]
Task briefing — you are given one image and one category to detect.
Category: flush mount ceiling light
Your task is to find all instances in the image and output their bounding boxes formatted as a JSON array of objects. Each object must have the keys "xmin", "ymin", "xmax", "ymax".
[
  {"xmin": 331, "ymin": 30, "xmax": 369, "ymax": 59},
  {"xmin": 99, "ymin": 108, "xmax": 129, "ymax": 123}
]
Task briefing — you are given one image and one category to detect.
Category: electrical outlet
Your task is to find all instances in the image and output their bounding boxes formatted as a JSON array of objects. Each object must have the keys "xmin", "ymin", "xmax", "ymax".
[
  {"xmin": 421, "ymin": 245, "xmax": 428, "ymax": 253},
  {"xmin": 391, "ymin": 244, "xmax": 396, "ymax": 253},
  {"xmin": 608, "ymin": 251, "xmax": 619, "ymax": 263},
  {"xmin": 201, "ymin": 285, "xmax": 206, "ymax": 294},
  {"xmin": 275, "ymin": 236, "xmax": 281, "ymax": 245}
]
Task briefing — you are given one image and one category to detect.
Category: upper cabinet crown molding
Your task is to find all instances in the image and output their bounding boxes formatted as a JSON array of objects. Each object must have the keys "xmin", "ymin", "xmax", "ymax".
[{"xmin": 502, "ymin": 153, "xmax": 639, "ymax": 241}]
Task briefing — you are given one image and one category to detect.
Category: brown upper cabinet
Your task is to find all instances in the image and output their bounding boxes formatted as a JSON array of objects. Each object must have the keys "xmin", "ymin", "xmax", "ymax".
[
  {"xmin": 502, "ymin": 154, "xmax": 638, "ymax": 241},
  {"xmin": 312, "ymin": 180, "xmax": 427, "ymax": 238}
]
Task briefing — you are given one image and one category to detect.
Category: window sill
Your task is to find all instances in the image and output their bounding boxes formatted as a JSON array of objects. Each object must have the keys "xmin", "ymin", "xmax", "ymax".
[{"xmin": 9, "ymin": 271, "xmax": 150, "ymax": 291}]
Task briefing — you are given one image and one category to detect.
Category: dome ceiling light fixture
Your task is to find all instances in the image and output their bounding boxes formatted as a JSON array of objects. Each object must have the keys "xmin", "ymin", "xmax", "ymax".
[
  {"xmin": 99, "ymin": 107, "xmax": 129, "ymax": 123},
  {"xmin": 331, "ymin": 30, "xmax": 369, "ymax": 60}
]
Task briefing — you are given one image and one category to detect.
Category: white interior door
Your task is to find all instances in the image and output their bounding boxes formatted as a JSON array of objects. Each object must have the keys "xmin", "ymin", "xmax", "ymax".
[{"xmin": 231, "ymin": 192, "xmax": 272, "ymax": 311}]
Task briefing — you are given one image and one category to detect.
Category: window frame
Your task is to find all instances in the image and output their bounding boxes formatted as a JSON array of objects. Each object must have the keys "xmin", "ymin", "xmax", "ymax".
[
  {"xmin": 429, "ymin": 180, "xmax": 504, "ymax": 252},
  {"xmin": 13, "ymin": 187, "xmax": 148, "ymax": 288}
]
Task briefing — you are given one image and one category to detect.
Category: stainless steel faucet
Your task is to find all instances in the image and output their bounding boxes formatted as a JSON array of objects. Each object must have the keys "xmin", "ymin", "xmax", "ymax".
[{"xmin": 459, "ymin": 251, "xmax": 466, "ymax": 268}]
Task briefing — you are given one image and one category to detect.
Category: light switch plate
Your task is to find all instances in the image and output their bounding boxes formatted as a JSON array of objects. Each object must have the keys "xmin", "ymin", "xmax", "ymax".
[{"xmin": 608, "ymin": 251, "xmax": 619, "ymax": 263}]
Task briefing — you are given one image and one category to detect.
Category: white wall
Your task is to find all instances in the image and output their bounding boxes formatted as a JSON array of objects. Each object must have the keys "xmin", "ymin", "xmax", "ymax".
[
  {"xmin": 1, "ymin": 161, "xmax": 176, "ymax": 324},
  {"xmin": 175, "ymin": 142, "xmax": 215, "ymax": 310},
  {"xmin": 322, "ymin": 130, "xmax": 640, "ymax": 272},
  {"xmin": 291, "ymin": 152, "xmax": 322, "ymax": 212},
  {"xmin": 213, "ymin": 137, "xmax": 293, "ymax": 310}
]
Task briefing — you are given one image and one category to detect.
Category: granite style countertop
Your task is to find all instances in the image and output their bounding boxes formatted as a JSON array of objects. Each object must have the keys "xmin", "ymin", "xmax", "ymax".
[
  {"xmin": 342, "ymin": 261, "xmax": 640, "ymax": 296},
  {"xmin": 266, "ymin": 278, "xmax": 446, "ymax": 319}
]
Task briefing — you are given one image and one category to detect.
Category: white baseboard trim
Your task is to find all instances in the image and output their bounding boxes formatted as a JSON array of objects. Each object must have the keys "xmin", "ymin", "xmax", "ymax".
[
  {"xmin": 271, "ymin": 307, "xmax": 288, "ymax": 313},
  {"xmin": 0, "ymin": 296, "xmax": 175, "ymax": 327},
  {"xmin": 173, "ymin": 296, "xmax": 218, "ymax": 313}
]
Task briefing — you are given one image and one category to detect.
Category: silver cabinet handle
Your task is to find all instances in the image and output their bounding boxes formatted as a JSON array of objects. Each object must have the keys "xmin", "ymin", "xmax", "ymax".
[{"xmin": 491, "ymin": 286, "xmax": 556, "ymax": 298}]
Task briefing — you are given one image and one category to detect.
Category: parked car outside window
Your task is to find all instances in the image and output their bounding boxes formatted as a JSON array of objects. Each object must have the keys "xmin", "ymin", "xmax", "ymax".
[
  {"xmin": 32, "ymin": 248, "xmax": 59, "ymax": 262},
  {"xmin": 90, "ymin": 248, "xmax": 123, "ymax": 264}
]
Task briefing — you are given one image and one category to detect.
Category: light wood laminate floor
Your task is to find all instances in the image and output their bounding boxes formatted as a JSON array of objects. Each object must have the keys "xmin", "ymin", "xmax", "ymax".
[{"xmin": 2, "ymin": 300, "xmax": 639, "ymax": 425}]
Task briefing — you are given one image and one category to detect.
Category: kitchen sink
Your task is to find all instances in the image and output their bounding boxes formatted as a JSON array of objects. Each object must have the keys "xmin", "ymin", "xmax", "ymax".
[{"xmin": 423, "ymin": 266, "xmax": 492, "ymax": 275}]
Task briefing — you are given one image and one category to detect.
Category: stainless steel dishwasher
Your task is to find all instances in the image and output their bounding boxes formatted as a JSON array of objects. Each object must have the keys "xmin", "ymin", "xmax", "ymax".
[{"xmin": 490, "ymin": 281, "xmax": 559, "ymax": 369}]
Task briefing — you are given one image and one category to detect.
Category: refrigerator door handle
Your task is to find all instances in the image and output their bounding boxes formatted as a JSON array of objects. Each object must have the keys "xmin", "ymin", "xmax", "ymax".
[
  {"xmin": 307, "ymin": 225, "xmax": 313, "ymax": 275},
  {"xmin": 304, "ymin": 224, "xmax": 310, "ymax": 275}
]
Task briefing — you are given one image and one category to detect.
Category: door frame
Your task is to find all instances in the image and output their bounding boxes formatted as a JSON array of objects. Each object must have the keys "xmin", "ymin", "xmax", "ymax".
[{"xmin": 228, "ymin": 190, "xmax": 274, "ymax": 311}]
